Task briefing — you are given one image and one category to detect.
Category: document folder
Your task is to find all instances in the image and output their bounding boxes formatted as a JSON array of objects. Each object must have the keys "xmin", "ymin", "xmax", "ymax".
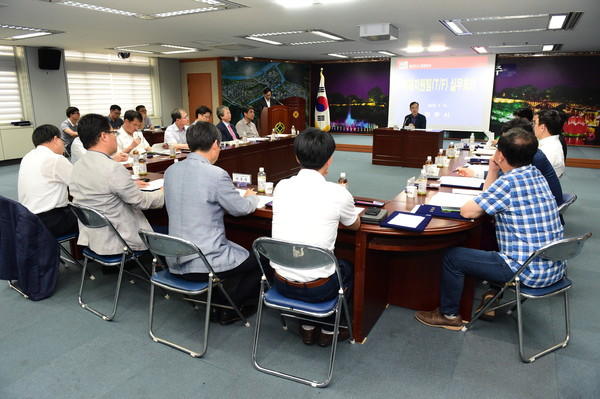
[
  {"xmin": 414, "ymin": 205, "xmax": 472, "ymax": 221},
  {"xmin": 380, "ymin": 211, "xmax": 431, "ymax": 232}
]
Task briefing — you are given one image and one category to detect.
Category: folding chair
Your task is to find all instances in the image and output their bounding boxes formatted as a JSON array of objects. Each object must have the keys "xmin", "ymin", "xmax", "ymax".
[
  {"xmin": 251, "ymin": 237, "xmax": 354, "ymax": 388},
  {"xmin": 558, "ymin": 193, "xmax": 577, "ymax": 215},
  {"xmin": 69, "ymin": 203, "xmax": 151, "ymax": 321},
  {"xmin": 138, "ymin": 229, "xmax": 250, "ymax": 358},
  {"xmin": 463, "ymin": 232, "xmax": 592, "ymax": 363},
  {"xmin": 57, "ymin": 232, "xmax": 94, "ymax": 280}
]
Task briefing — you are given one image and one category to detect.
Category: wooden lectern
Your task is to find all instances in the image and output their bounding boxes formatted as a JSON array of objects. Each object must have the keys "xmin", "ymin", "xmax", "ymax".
[
  {"xmin": 281, "ymin": 96, "xmax": 306, "ymax": 133},
  {"xmin": 260, "ymin": 105, "xmax": 289, "ymax": 136}
]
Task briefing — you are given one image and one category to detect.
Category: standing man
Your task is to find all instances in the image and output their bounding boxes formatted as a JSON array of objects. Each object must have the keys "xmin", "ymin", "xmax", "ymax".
[
  {"xmin": 533, "ymin": 109, "xmax": 565, "ymax": 178},
  {"xmin": 135, "ymin": 105, "xmax": 154, "ymax": 130},
  {"xmin": 271, "ymin": 128, "xmax": 361, "ymax": 346},
  {"xmin": 70, "ymin": 113, "xmax": 164, "ymax": 255},
  {"xmin": 164, "ymin": 108, "xmax": 189, "ymax": 150},
  {"xmin": 18, "ymin": 124, "xmax": 78, "ymax": 237},
  {"xmin": 107, "ymin": 104, "xmax": 124, "ymax": 130},
  {"xmin": 191, "ymin": 105, "xmax": 213, "ymax": 125},
  {"xmin": 164, "ymin": 122, "xmax": 260, "ymax": 324},
  {"xmin": 256, "ymin": 87, "xmax": 272, "ymax": 117},
  {"xmin": 117, "ymin": 110, "xmax": 152, "ymax": 154},
  {"xmin": 403, "ymin": 101, "xmax": 427, "ymax": 129},
  {"xmin": 415, "ymin": 128, "xmax": 564, "ymax": 330},
  {"xmin": 215, "ymin": 105, "xmax": 240, "ymax": 141},
  {"xmin": 60, "ymin": 106, "xmax": 80, "ymax": 155},
  {"xmin": 235, "ymin": 105, "xmax": 260, "ymax": 138}
]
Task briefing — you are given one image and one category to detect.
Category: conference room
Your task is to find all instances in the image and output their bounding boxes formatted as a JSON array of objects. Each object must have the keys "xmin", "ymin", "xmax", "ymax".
[{"xmin": 1, "ymin": 0, "xmax": 599, "ymax": 397}]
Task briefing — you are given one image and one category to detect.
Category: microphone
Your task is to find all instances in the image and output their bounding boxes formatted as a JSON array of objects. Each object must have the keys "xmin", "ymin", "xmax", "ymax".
[
  {"xmin": 402, "ymin": 115, "xmax": 410, "ymax": 128},
  {"xmin": 272, "ymin": 95, "xmax": 284, "ymax": 106}
]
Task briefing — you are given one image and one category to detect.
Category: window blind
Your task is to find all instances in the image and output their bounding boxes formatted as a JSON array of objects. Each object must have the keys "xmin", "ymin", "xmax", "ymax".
[{"xmin": 0, "ymin": 45, "xmax": 24, "ymax": 125}]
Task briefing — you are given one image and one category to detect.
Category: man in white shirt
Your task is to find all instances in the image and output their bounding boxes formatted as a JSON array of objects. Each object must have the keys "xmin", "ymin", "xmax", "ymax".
[
  {"xmin": 235, "ymin": 105, "xmax": 260, "ymax": 138},
  {"xmin": 271, "ymin": 128, "xmax": 360, "ymax": 346},
  {"xmin": 164, "ymin": 108, "xmax": 189, "ymax": 150},
  {"xmin": 117, "ymin": 110, "xmax": 151, "ymax": 155},
  {"xmin": 18, "ymin": 124, "xmax": 78, "ymax": 237},
  {"xmin": 533, "ymin": 109, "xmax": 565, "ymax": 178},
  {"xmin": 60, "ymin": 106, "xmax": 80, "ymax": 155}
]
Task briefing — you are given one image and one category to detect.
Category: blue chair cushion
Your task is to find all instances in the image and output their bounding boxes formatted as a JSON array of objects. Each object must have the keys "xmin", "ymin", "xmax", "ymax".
[
  {"xmin": 264, "ymin": 285, "xmax": 338, "ymax": 314},
  {"xmin": 151, "ymin": 269, "xmax": 209, "ymax": 293},
  {"xmin": 57, "ymin": 232, "xmax": 78, "ymax": 242},
  {"xmin": 520, "ymin": 277, "xmax": 572, "ymax": 297},
  {"xmin": 83, "ymin": 247, "xmax": 147, "ymax": 265}
]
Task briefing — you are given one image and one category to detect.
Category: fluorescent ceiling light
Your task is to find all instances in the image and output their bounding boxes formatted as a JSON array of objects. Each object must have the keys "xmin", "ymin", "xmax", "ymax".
[
  {"xmin": 542, "ymin": 44, "xmax": 555, "ymax": 51},
  {"xmin": 289, "ymin": 40, "xmax": 336, "ymax": 46},
  {"xmin": 244, "ymin": 36, "xmax": 282, "ymax": 45},
  {"xmin": 58, "ymin": 1, "xmax": 140, "ymax": 17},
  {"xmin": 309, "ymin": 30, "xmax": 344, "ymax": 41},
  {"xmin": 250, "ymin": 31, "xmax": 303, "ymax": 37},
  {"xmin": 378, "ymin": 51, "xmax": 396, "ymax": 56},
  {"xmin": 548, "ymin": 14, "xmax": 568, "ymax": 29},
  {"xmin": 276, "ymin": 0, "xmax": 351, "ymax": 8},
  {"xmin": 441, "ymin": 19, "xmax": 468, "ymax": 35},
  {"xmin": 405, "ymin": 46, "xmax": 424, "ymax": 53},
  {"xmin": 9, "ymin": 31, "xmax": 53, "ymax": 39},
  {"xmin": 472, "ymin": 46, "xmax": 488, "ymax": 54},
  {"xmin": 427, "ymin": 45, "xmax": 447, "ymax": 52},
  {"xmin": 161, "ymin": 49, "xmax": 197, "ymax": 54},
  {"xmin": 328, "ymin": 53, "xmax": 348, "ymax": 58}
]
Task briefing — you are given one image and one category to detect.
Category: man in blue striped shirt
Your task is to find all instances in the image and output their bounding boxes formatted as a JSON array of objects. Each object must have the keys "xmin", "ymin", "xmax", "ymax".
[{"xmin": 416, "ymin": 128, "xmax": 564, "ymax": 330}]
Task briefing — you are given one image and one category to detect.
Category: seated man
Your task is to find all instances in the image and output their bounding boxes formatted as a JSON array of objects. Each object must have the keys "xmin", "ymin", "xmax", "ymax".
[
  {"xmin": 534, "ymin": 109, "xmax": 565, "ymax": 178},
  {"xmin": 164, "ymin": 122, "xmax": 260, "ymax": 325},
  {"xmin": 135, "ymin": 105, "xmax": 154, "ymax": 130},
  {"xmin": 416, "ymin": 128, "xmax": 564, "ymax": 330},
  {"xmin": 69, "ymin": 113, "xmax": 164, "ymax": 255},
  {"xmin": 17, "ymin": 124, "xmax": 78, "ymax": 237},
  {"xmin": 215, "ymin": 105, "xmax": 240, "ymax": 141},
  {"xmin": 117, "ymin": 110, "xmax": 152, "ymax": 155},
  {"xmin": 272, "ymin": 128, "xmax": 361, "ymax": 346},
  {"xmin": 235, "ymin": 105, "xmax": 260, "ymax": 138},
  {"xmin": 164, "ymin": 108, "xmax": 189, "ymax": 150},
  {"xmin": 107, "ymin": 104, "xmax": 124, "ymax": 130},
  {"xmin": 404, "ymin": 101, "xmax": 427, "ymax": 129},
  {"xmin": 60, "ymin": 106, "xmax": 79, "ymax": 155},
  {"xmin": 70, "ymin": 137, "xmax": 128, "ymax": 164},
  {"xmin": 191, "ymin": 105, "xmax": 212, "ymax": 125}
]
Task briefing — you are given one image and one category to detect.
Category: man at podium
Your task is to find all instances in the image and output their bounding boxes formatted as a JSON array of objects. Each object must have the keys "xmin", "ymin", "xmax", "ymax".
[
  {"xmin": 256, "ymin": 87, "xmax": 272, "ymax": 116},
  {"xmin": 403, "ymin": 101, "xmax": 427, "ymax": 129}
]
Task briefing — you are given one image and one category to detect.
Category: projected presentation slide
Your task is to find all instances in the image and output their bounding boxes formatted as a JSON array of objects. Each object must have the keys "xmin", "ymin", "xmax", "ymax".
[{"xmin": 389, "ymin": 55, "xmax": 496, "ymax": 132}]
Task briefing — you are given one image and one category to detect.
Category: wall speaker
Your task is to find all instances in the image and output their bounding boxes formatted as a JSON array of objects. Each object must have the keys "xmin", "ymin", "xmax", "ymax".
[{"xmin": 38, "ymin": 48, "xmax": 61, "ymax": 70}]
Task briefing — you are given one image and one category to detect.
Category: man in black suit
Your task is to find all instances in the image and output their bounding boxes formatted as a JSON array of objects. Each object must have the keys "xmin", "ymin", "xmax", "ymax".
[
  {"xmin": 255, "ymin": 87, "xmax": 272, "ymax": 117},
  {"xmin": 215, "ymin": 105, "xmax": 240, "ymax": 141},
  {"xmin": 403, "ymin": 101, "xmax": 427, "ymax": 129}
]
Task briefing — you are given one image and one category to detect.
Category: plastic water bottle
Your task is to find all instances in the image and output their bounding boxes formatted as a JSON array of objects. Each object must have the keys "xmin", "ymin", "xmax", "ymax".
[
  {"xmin": 447, "ymin": 142, "xmax": 455, "ymax": 158},
  {"xmin": 291, "ymin": 125, "xmax": 296, "ymax": 135},
  {"xmin": 417, "ymin": 168, "xmax": 427, "ymax": 196},
  {"xmin": 469, "ymin": 133, "xmax": 475, "ymax": 150},
  {"xmin": 138, "ymin": 153, "xmax": 147, "ymax": 176},
  {"xmin": 338, "ymin": 172, "xmax": 348, "ymax": 188},
  {"xmin": 257, "ymin": 167, "xmax": 266, "ymax": 193}
]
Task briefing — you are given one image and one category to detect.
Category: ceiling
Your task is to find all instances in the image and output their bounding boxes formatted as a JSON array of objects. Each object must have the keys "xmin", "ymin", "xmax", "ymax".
[{"xmin": 0, "ymin": 0, "xmax": 599, "ymax": 61}]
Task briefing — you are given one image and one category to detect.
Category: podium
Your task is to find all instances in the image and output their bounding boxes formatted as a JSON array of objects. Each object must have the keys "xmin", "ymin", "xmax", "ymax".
[
  {"xmin": 259, "ymin": 97, "xmax": 307, "ymax": 136},
  {"xmin": 281, "ymin": 96, "xmax": 306, "ymax": 133}
]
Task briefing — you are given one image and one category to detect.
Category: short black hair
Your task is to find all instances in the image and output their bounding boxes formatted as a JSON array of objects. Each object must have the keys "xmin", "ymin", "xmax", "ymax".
[
  {"xmin": 135, "ymin": 105, "xmax": 146, "ymax": 113},
  {"xmin": 513, "ymin": 107, "xmax": 534, "ymax": 121},
  {"xmin": 410, "ymin": 101, "xmax": 419, "ymax": 108},
  {"xmin": 497, "ymin": 127, "xmax": 538, "ymax": 168},
  {"xmin": 294, "ymin": 128, "xmax": 336, "ymax": 170},
  {"xmin": 32, "ymin": 124, "xmax": 60, "ymax": 147},
  {"xmin": 78, "ymin": 113, "xmax": 110, "ymax": 149},
  {"xmin": 263, "ymin": 87, "xmax": 271, "ymax": 95},
  {"xmin": 186, "ymin": 121, "xmax": 221, "ymax": 152},
  {"xmin": 66, "ymin": 106, "xmax": 79, "ymax": 118},
  {"xmin": 195, "ymin": 105, "xmax": 212, "ymax": 118},
  {"xmin": 170, "ymin": 108, "xmax": 186, "ymax": 123},
  {"xmin": 241, "ymin": 105, "xmax": 253, "ymax": 115},
  {"xmin": 123, "ymin": 109, "xmax": 142, "ymax": 122},
  {"xmin": 501, "ymin": 117, "xmax": 533, "ymax": 134},
  {"xmin": 109, "ymin": 104, "xmax": 121, "ymax": 112},
  {"xmin": 535, "ymin": 109, "xmax": 563, "ymax": 136}
]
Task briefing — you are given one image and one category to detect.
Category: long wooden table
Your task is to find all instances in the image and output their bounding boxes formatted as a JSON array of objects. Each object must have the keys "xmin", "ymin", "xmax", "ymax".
[{"xmin": 372, "ymin": 127, "xmax": 444, "ymax": 168}]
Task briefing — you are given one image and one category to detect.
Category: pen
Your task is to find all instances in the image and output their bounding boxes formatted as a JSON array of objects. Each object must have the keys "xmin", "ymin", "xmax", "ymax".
[{"xmin": 453, "ymin": 165, "xmax": 469, "ymax": 173}]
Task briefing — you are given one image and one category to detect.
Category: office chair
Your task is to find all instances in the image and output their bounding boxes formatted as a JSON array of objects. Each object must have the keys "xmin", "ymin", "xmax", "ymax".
[
  {"xmin": 251, "ymin": 237, "xmax": 354, "ymax": 388},
  {"xmin": 558, "ymin": 193, "xmax": 577, "ymax": 215},
  {"xmin": 463, "ymin": 232, "xmax": 592, "ymax": 363},
  {"xmin": 138, "ymin": 229, "xmax": 250, "ymax": 358},
  {"xmin": 57, "ymin": 232, "xmax": 94, "ymax": 280},
  {"xmin": 69, "ymin": 203, "xmax": 151, "ymax": 321}
]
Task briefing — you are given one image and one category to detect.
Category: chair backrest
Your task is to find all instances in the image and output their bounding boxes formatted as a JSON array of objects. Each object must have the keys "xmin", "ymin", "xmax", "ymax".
[
  {"xmin": 69, "ymin": 203, "xmax": 132, "ymax": 252},
  {"xmin": 253, "ymin": 237, "xmax": 342, "ymax": 283},
  {"xmin": 534, "ymin": 232, "xmax": 592, "ymax": 262},
  {"xmin": 138, "ymin": 229, "xmax": 214, "ymax": 273},
  {"xmin": 558, "ymin": 193, "xmax": 577, "ymax": 215}
]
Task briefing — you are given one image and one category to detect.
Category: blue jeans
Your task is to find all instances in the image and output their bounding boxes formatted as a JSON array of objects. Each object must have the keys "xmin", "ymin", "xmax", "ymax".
[
  {"xmin": 274, "ymin": 259, "xmax": 353, "ymax": 330},
  {"xmin": 440, "ymin": 247, "xmax": 514, "ymax": 316}
]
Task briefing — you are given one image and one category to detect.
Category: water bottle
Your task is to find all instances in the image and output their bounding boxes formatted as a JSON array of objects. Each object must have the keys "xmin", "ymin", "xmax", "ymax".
[
  {"xmin": 338, "ymin": 172, "xmax": 348, "ymax": 188},
  {"xmin": 417, "ymin": 168, "xmax": 427, "ymax": 196},
  {"xmin": 291, "ymin": 125, "xmax": 296, "ymax": 135},
  {"xmin": 257, "ymin": 167, "xmax": 266, "ymax": 193},
  {"xmin": 138, "ymin": 153, "xmax": 147, "ymax": 176}
]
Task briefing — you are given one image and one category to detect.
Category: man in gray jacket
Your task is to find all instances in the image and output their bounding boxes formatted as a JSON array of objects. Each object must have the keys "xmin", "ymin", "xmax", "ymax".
[
  {"xmin": 164, "ymin": 121, "xmax": 260, "ymax": 325},
  {"xmin": 70, "ymin": 113, "xmax": 164, "ymax": 255}
]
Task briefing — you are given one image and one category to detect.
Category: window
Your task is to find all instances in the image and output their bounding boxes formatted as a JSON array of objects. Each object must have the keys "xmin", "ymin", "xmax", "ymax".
[
  {"xmin": 64, "ymin": 51, "xmax": 155, "ymax": 116},
  {"xmin": 0, "ymin": 45, "xmax": 24, "ymax": 125}
]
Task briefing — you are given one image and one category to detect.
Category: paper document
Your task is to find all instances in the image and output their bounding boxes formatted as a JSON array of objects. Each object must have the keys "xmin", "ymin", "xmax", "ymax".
[
  {"xmin": 236, "ymin": 189, "xmax": 272, "ymax": 208},
  {"xmin": 428, "ymin": 192, "xmax": 475, "ymax": 210},
  {"xmin": 385, "ymin": 212, "xmax": 426, "ymax": 229},
  {"xmin": 452, "ymin": 188, "xmax": 482, "ymax": 196},
  {"xmin": 474, "ymin": 148, "xmax": 496, "ymax": 156},
  {"xmin": 440, "ymin": 176, "xmax": 484, "ymax": 189},
  {"xmin": 141, "ymin": 178, "xmax": 164, "ymax": 192}
]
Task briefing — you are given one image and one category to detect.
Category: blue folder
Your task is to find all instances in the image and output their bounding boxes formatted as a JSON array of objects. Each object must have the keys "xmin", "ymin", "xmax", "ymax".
[
  {"xmin": 380, "ymin": 211, "xmax": 431, "ymax": 232},
  {"xmin": 414, "ymin": 205, "xmax": 472, "ymax": 221}
]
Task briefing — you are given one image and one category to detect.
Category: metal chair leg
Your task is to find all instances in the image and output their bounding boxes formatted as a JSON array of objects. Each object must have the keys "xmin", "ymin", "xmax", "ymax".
[
  {"xmin": 8, "ymin": 281, "xmax": 29, "ymax": 299},
  {"xmin": 78, "ymin": 255, "xmax": 126, "ymax": 321}
]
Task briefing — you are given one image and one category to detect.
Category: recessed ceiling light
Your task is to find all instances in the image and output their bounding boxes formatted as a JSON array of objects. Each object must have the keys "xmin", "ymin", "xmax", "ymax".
[
  {"xmin": 9, "ymin": 31, "xmax": 53, "ymax": 39},
  {"xmin": 548, "ymin": 14, "xmax": 568, "ymax": 29},
  {"xmin": 378, "ymin": 51, "xmax": 396, "ymax": 56},
  {"xmin": 250, "ymin": 31, "xmax": 304, "ymax": 37},
  {"xmin": 542, "ymin": 44, "xmax": 555, "ymax": 51},
  {"xmin": 289, "ymin": 40, "xmax": 337, "ymax": 46},
  {"xmin": 440, "ymin": 19, "xmax": 468, "ymax": 35},
  {"xmin": 472, "ymin": 46, "xmax": 488, "ymax": 54},
  {"xmin": 309, "ymin": 30, "xmax": 344, "ymax": 41},
  {"xmin": 276, "ymin": 0, "xmax": 352, "ymax": 8},
  {"xmin": 58, "ymin": 1, "xmax": 141, "ymax": 17},
  {"xmin": 327, "ymin": 53, "xmax": 349, "ymax": 58},
  {"xmin": 244, "ymin": 36, "xmax": 283, "ymax": 45},
  {"xmin": 161, "ymin": 50, "xmax": 197, "ymax": 54}
]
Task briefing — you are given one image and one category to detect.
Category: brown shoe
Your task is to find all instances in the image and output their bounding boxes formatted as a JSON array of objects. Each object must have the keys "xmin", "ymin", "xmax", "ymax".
[
  {"xmin": 299, "ymin": 325, "xmax": 317, "ymax": 345},
  {"xmin": 317, "ymin": 328, "xmax": 349, "ymax": 347},
  {"xmin": 415, "ymin": 309, "xmax": 463, "ymax": 331},
  {"xmin": 475, "ymin": 289, "xmax": 499, "ymax": 321}
]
